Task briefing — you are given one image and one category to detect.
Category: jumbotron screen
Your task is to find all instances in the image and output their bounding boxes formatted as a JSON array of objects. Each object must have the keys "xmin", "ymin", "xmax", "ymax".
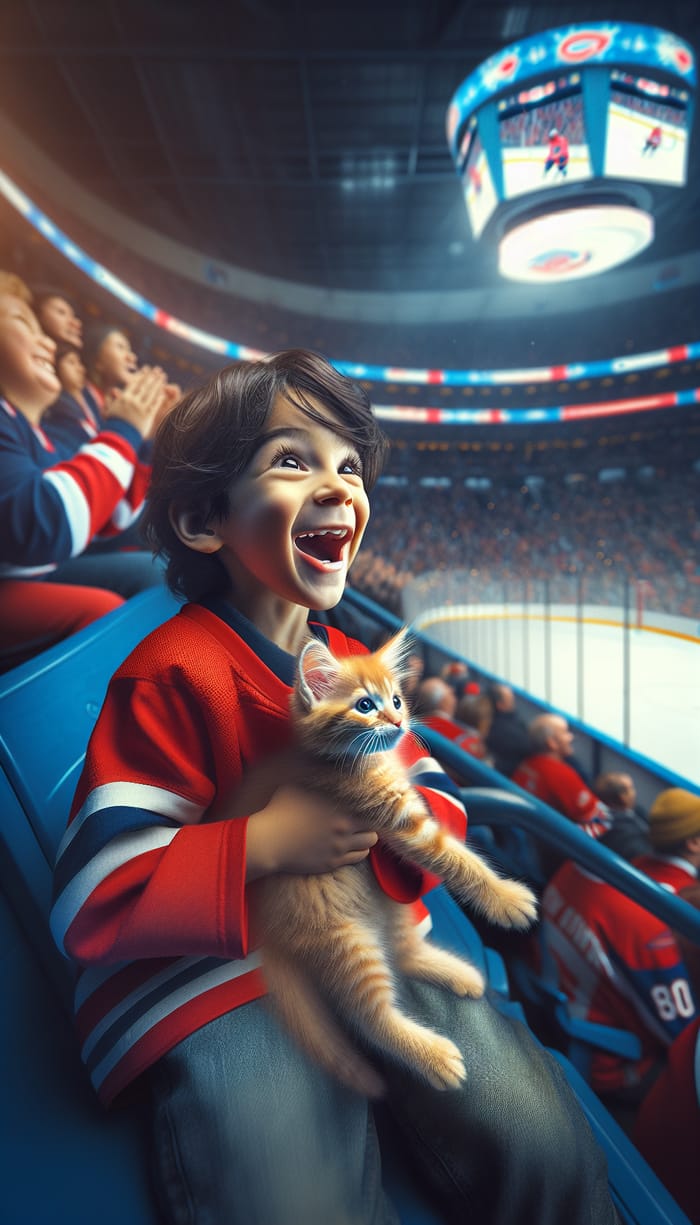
[
  {"xmin": 457, "ymin": 117, "xmax": 498, "ymax": 239},
  {"xmin": 604, "ymin": 69, "xmax": 691, "ymax": 186},
  {"xmin": 497, "ymin": 72, "xmax": 593, "ymax": 200}
]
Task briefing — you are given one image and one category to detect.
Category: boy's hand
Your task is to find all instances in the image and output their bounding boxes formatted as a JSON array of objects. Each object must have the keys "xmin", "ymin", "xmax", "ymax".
[{"xmin": 246, "ymin": 785, "xmax": 378, "ymax": 880}]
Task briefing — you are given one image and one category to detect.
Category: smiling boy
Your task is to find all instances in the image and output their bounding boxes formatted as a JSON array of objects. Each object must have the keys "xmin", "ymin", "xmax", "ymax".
[{"xmin": 51, "ymin": 350, "xmax": 619, "ymax": 1225}]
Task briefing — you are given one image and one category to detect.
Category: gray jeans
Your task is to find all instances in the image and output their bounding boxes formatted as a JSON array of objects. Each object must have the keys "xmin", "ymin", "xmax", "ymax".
[
  {"xmin": 146, "ymin": 978, "xmax": 619, "ymax": 1225},
  {"xmin": 48, "ymin": 548, "xmax": 165, "ymax": 598}
]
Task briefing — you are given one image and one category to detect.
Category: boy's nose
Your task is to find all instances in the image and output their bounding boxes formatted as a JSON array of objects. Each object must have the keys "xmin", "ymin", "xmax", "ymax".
[{"xmin": 315, "ymin": 478, "xmax": 353, "ymax": 506}]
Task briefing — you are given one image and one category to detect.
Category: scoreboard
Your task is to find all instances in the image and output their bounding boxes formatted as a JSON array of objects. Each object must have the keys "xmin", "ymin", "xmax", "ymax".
[{"xmin": 446, "ymin": 23, "xmax": 696, "ymax": 281}]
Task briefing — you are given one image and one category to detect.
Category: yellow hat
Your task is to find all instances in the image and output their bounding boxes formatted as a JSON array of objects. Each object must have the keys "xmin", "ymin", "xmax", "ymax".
[{"xmin": 649, "ymin": 788, "xmax": 700, "ymax": 849}]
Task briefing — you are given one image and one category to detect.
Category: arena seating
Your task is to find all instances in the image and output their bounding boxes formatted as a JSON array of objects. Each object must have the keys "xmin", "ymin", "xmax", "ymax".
[{"xmin": 0, "ymin": 586, "xmax": 695, "ymax": 1224}]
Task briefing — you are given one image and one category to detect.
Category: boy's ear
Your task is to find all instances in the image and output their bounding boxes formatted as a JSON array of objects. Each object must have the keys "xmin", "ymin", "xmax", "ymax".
[{"xmin": 169, "ymin": 504, "xmax": 223, "ymax": 554}]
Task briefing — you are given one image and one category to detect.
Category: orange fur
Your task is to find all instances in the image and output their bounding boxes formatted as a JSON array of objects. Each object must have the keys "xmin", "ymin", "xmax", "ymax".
[{"xmin": 251, "ymin": 629, "xmax": 537, "ymax": 1095}]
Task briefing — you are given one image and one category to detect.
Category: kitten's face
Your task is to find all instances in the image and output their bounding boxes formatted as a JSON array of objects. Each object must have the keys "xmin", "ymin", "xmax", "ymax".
[{"xmin": 294, "ymin": 632, "xmax": 410, "ymax": 768}]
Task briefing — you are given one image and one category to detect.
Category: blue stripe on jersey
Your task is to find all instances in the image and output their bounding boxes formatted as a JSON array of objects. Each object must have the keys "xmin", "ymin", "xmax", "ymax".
[
  {"xmin": 53, "ymin": 805, "xmax": 179, "ymax": 900},
  {"xmin": 413, "ymin": 768, "xmax": 464, "ymax": 806},
  {"xmin": 608, "ymin": 945, "xmax": 696, "ymax": 1043},
  {"xmin": 83, "ymin": 955, "xmax": 230, "ymax": 1075}
]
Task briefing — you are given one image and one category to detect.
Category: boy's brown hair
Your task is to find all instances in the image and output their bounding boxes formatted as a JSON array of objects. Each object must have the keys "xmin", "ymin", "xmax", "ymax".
[{"xmin": 142, "ymin": 349, "xmax": 388, "ymax": 603}]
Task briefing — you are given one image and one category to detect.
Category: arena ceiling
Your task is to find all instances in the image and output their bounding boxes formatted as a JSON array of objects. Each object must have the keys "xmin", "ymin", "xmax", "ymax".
[{"xmin": 0, "ymin": 0, "xmax": 699, "ymax": 302}]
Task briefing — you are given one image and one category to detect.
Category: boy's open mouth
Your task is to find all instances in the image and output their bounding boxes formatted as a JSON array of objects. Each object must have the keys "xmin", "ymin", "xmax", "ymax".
[{"xmin": 294, "ymin": 527, "xmax": 351, "ymax": 569}]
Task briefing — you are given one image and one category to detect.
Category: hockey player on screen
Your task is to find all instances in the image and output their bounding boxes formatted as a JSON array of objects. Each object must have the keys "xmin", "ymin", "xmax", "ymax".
[
  {"xmin": 642, "ymin": 124, "xmax": 662, "ymax": 155},
  {"xmin": 543, "ymin": 128, "xmax": 569, "ymax": 178}
]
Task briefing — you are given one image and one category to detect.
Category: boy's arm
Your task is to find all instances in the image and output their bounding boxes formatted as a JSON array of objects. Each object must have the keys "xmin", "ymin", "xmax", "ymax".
[{"xmin": 50, "ymin": 673, "xmax": 251, "ymax": 966}]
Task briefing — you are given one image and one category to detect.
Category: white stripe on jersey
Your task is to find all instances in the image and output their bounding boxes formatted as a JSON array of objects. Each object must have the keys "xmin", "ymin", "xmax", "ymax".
[
  {"xmin": 89, "ymin": 954, "xmax": 263, "ymax": 1091},
  {"xmin": 109, "ymin": 496, "xmax": 144, "ymax": 530},
  {"xmin": 0, "ymin": 561, "xmax": 57, "ymax": 577},
  {"xmin": 79, "ymin": 439, "xmax": 134, "ymax": 488},
  {"xmin": 57, "ymin": 781, "xmax": 206, "ymax": 859},
  {"xmin": 408, "ymin": 754, "xmax": 444, "ymax": 778},
  {"xmin": 43, "ymin": 468, "xmax": 92, "ymax": 555},
  {"xmin": 51, "ymin": 826, "xmax": 179, "ymax": 952},
  {"xmin": 80, "ymin": 951, "xmax": 260, "ymax": 1062}
]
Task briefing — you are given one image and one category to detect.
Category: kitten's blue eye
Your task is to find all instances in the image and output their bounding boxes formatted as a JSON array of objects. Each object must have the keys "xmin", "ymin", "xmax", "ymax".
[
  {"xmin": 393, "ymin": 695, "xmax": 402, "ymax": 710},
  {"xmin": 355, "ymin": 696, "xmax": 376, "ymax": 714}
]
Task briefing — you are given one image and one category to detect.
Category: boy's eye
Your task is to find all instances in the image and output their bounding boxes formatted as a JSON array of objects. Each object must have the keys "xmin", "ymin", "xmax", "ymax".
[
  {"xmin": 340, "ymin": 455, "xmax": 363, "ymax": 477},
  {"xmin": 269, "ymin": 446, "xmax": 304, "ymax": 469},
  {"xmin": 355, "ymin": 696, "xmax": 376, "ymax": 714}
]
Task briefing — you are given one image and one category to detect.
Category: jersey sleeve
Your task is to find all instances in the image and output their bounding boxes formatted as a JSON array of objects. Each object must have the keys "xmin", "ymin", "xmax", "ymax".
[
  {"xmin": 0, "ymin": 410, "xmax": 147, "ymax": 567},
  {"xmin": 550, "ymin": 760, "xmax": 612, "ymax": 837},
  {"xmin": 50, "ymin": 672, "xmax": 250, "ymax": 967}
]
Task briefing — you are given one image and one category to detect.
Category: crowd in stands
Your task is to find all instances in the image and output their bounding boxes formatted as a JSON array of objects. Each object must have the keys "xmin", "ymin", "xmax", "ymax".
[
  {"xmin": 351, "ymin": 476, "xmax": 700, "ymax": 619},
  {"xmin": 499, "ymin": 96, "xmax": 585, "ymax": 148},
  {"xmin": 0, "ymin": 273, "xmax": 181, "ymax": 670},
  {"xmin": 405, "ymin": 659, "xmax": 699, "ymax": 1220},
  {"xmin": 611, "ymin": 88, "xmax": 687, "ymax": 133}
]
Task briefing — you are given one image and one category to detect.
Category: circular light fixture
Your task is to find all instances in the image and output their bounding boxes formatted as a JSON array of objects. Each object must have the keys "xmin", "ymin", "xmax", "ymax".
[{"xmin": 498, "ymin": 204, "xmax": 654, "ymax": 282}]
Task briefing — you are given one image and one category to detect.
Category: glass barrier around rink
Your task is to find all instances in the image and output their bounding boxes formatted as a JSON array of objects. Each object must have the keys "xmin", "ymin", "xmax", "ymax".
[{"xmin": 399, "ymin": 569, "xmax": 700, "ymax": 784}]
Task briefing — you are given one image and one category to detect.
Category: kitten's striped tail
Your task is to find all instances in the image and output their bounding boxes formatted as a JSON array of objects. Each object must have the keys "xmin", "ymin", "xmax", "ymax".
[{"xmin": 263, "ymin": 947, "xmax": 386, "ymax": 1099}]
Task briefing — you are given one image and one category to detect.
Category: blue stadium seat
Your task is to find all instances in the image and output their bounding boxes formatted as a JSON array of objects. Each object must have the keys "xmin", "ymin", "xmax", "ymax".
[{"xmin": 551, "ymin": 1053, "xmax": 692, "ymax": 1225}]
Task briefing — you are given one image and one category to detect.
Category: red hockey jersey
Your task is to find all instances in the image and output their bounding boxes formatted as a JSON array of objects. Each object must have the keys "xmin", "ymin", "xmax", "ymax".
[
  {"xmin": 50, "ymin": 601, "xmax": 468, "ymax": 1105},
  {"xmin": 512, "ymin": 754, "xmax": 611, "ymax": 838},
  {"xmin": 541, "ymin": 857, "xmax": 698, "ymax": 1094}
]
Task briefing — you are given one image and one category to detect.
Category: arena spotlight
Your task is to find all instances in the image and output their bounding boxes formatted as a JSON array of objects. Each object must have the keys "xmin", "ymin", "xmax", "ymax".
[{"xmin": 446, "ymin": 23, "xmax": 696, "ymax": 282}]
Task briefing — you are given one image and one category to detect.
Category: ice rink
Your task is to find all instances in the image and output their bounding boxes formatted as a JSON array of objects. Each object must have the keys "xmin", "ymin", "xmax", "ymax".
[{"xmin": 416, "ymin": 611, "xmax": 700, "ymax": 787}]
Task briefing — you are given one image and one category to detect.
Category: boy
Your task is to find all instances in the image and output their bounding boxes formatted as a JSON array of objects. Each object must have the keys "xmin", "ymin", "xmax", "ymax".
[{"xmin": 51, "ymin": 350, "xmax": 618, "ymax": 1225}]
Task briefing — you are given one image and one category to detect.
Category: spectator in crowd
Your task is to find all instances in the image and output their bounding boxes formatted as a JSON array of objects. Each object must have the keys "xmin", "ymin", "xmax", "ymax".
[
  {"xmin": 33, "ymin": 286, "xmax": 83, "ymax": 349},
  {"xmin": 0, "ymin": 272, "xmax": 168, "ymax": 670},
  {"xmin": 83, "ymin": 321, "xmax": 181, "ymax": 442},
  {"xmin": 633, "ymin": 882, "xmax": 700, "ymax": 1225},
  {"xmin": 455, "ymin": 691, "xmax": 493, "ymax": 762},
  {"xmin": 485, "ymin": 681, "xmax": 532, "ymax": 776},
  {"xmin": 541, "ymin": 787, "xmax": 700, "ymax": 1119},
  {"xmin": 512, "ymin": 713, "xmax": 611, "ymax": 839},
  {"xmin": 413, "ymin": 674, "xmax": 468, "ymax": 741},
  {"xmin": 84, "ymin": 322, "xmax": 139, "ymax": 408},
  {"xmin": 441, "ymin": 659, "xmax": 479, "ymax": 697},
  {"xmin": 45, "ymin": 342, "xmax": 102, "ymax": 443},
  {"xmin": 596, "ymin": 772, "xmax": 653, "ymax": 862}
]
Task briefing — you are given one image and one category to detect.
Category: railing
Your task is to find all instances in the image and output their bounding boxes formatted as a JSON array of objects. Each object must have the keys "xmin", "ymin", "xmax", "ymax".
[
  {"xmin": 341, "ymin": 585, "xmax": 700, "ymax": 948},
  {"xmin": 343, "ymin": 582, "xmax": 699, "ymax": 807}
]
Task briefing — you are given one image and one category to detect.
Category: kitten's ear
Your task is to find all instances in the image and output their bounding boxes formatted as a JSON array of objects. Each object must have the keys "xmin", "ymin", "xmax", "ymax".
[
  {"xmin": 379, "ymin": 627, "xmax": 412, "ymax": 678},
  {"xmin": 298, "ymin": 638, "xmax": 343, "ymax": 709}
]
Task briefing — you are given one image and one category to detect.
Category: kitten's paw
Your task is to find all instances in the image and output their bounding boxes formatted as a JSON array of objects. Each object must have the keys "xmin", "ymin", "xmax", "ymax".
[
  {"xmin": 423, "ymin": 1037, "xmax": 467, "ymax": 1090},
  {"xmin": 489, "ymin": 878, "xmax": 538, "ymax": 930},
  {"xmin": 448, "ymin": 963, "xmax": 485, "ymax": 998}
]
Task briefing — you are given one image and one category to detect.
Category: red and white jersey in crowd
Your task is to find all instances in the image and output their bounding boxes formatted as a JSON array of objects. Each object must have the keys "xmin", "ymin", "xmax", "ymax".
[
  {"xmin": 541, "ymin": 856, "xmax": 698, "ymax": 1094},
  {"xmin": 512, "ymin": 754, "xmax": 611, "ymax": 838}
]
